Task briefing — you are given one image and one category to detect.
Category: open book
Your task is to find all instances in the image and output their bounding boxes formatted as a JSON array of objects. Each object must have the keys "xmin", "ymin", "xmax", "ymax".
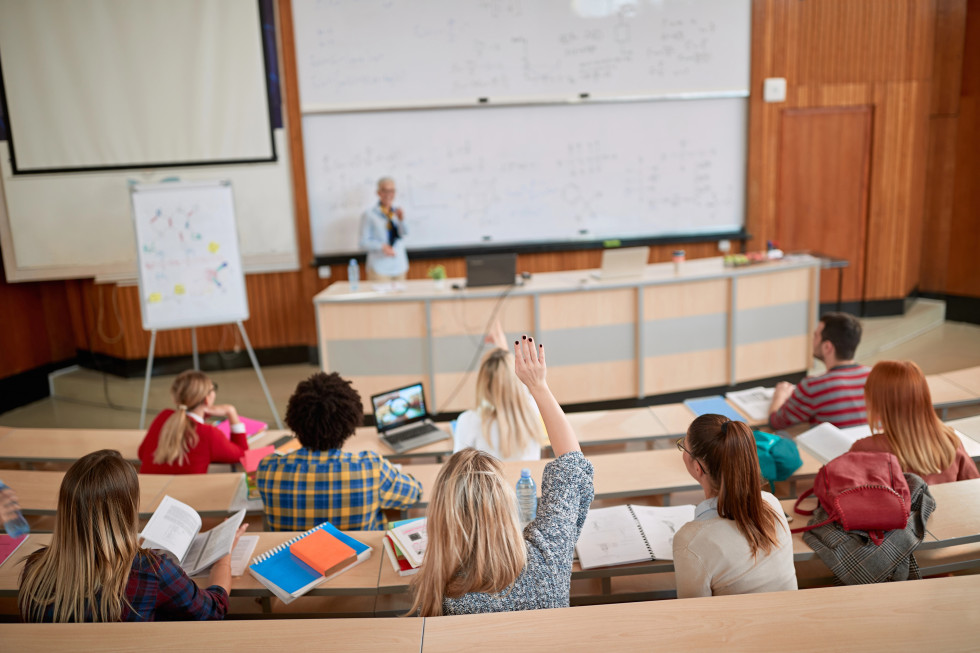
[
  {"xmin": 796, "ymin": 422, "xmax": 980, "ymax": 464},
  {"xmin": 726, "ymin": 386, "xmax": 775, "ymax": 423},
  {"xmin": 576, "ymin": 504, "xmax": 695, "ymax": 570},
  {"xmin": 140, "ymin": 495, "xmax": 246, "ymax": 577}
]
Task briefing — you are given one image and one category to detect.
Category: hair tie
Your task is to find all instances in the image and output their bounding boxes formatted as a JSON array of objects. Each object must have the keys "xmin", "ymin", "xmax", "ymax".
[
  {"xmin": 177, "ymin": 404, "xmax": 188, "ymax": 411},
  {"xmin": 720, "ymin": 420, "xmax": 731, "ymax": 435},
  {"xmin": 479, "ymin": 399, "xmax": 495, "ymax": 412}
]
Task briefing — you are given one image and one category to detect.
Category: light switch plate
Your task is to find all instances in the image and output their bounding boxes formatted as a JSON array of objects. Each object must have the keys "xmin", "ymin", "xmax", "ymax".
[{"xmin": 764, "ymin": 77, "xmax": 787, "ymax": 103}]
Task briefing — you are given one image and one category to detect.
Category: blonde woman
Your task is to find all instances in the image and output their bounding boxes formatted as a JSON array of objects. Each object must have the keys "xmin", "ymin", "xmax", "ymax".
[
  {"xmin": 453, "ymin": 331, "xmax": 547, "ymax": 460},
  {"xmin": 849, "ymin": 360, "xmax": 979, "ymax": 484},
  {"xmin": 20, "ymin": 449, "xmax": 246, "ymax": 622},
  {"xmin": 412, "ymin": 335, "xmax": 594, "ymax": 616},
  {"xmin": 138, "ymin": 370, "xmax": 248, "ymax": 474}
]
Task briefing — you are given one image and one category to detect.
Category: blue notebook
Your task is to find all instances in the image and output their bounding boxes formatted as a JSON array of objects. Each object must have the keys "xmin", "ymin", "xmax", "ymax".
[
  {"xmin": 683, "ymin": 395, "xmax": 746, "ymax": 422},
  {"xmin": 248, "ymin": 522, "xmax": 371, "ymax": 604}
]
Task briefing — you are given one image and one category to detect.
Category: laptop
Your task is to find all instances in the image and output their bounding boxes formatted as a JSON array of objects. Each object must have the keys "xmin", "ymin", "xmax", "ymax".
[
  {"xmin": 591, "ymin": 246, "xmax": 650, "ymax": 280},
  {"xmin": 466, "ymin": 252, "xmax": 517, "ymax": 288},
  {"xmin": 370, "ymin": 382, "xmax": 448, "ymax": 453}
]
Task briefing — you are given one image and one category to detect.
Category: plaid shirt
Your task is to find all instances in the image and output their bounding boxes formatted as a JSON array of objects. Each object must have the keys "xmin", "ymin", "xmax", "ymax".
[
  {"xmin": 256, "ymin": 448, "xmax": 422, "ymax": 531},
  {"xmin": 23, "ymin": 552, "xmax": 228, "ymax": 622}
]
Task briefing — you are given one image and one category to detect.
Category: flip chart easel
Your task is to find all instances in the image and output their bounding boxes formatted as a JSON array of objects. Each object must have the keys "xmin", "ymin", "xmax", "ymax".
[{"xmin": 129, "ymin": 181, "xmax": 283, "ymax": 430}]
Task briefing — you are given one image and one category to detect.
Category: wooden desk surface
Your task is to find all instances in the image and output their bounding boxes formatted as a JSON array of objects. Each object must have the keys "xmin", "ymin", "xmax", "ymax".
[
  {"xmin": 0, "ymin": 531, "xmax": 386, "ymax": 599},
  {"xmin": 0, "ymin": 428, "xmax": 145, "ymax": 463},
  {"xmin": 0, "ymin": 615, "xmax": 424, "ymax": 652},
  {"xmin": 154, "ymin": 473, "xmax": 245, "ymax": 517},
  {"xmin": 948, "ymin": 415, "xmax": 980, "ymax": 443},
  {"xmin": 927, "ymin": 374, "xmax": 979, "ymax": 406},
  {"xmin": 940, "ymin": 365, "xmax": 980, "ymax": 396},
  {"xmin": 1, "ymin": 469, "xmax": 172, "ymax": 517},
  {"xmin": 421, "ymin": 575, "xmax": 980, "ymax": 653}
]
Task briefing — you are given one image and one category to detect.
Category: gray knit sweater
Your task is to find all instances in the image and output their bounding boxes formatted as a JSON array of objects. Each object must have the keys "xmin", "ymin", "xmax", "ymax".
[{"xmin": 442, "ymin": 451, "xmax": 595, "ymax": 615}]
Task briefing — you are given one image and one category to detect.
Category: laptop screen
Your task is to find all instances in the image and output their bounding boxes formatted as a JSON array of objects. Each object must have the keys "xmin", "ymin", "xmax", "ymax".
[
  {"xmin": 466, "ymin": 252, "xmax": 517, "ymax": 288},
  {"xmin": 371, "ymin": 383, "xmax": 429, "ymax": 432}
]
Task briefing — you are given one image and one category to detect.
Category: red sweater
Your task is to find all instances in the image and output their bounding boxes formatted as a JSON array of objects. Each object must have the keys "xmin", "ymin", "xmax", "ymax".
[
  {"xmin": 849, "ymin": 433, "xmax": 980, "ymax": 485},
  {"xmin": 138, "ymin": 409, "xmax": 248, "ymax": 474}
]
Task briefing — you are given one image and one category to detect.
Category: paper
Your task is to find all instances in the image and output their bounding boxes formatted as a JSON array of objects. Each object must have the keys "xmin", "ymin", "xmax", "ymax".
[
  {"xmin": 576, "ymin": 504, "xmax": 695, "ymax": 569},
  {"xmin": 725, "ymin": 386, "xmax": 775, "ymax": 422},
  {"xmin": 217, "ymin": 416, "xmax": 268, "ymax": 440},
  {"xmin": 183, "ymin": 508, "xmax": 246, "ymax": 576},
  {"xmin": 795, "ymin": 423, "xmax": 871, "ymax": 464},
  {"xmin": 140, "ymin": 495, "xmax": 203, "ymax": 563},
  {"xmin": 231, "ymin": 535, "xmax": 259, "ymax": 576}
]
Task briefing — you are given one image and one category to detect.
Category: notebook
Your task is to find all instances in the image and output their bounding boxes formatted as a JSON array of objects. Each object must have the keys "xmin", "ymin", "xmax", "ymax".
[
  {"xmin": 290, "ymin": 529, "xmax": 356, "ymax": 577},
  {"xmin": 591, "ymin": 246, "xmax": 649, "ymax": 280},
  {"xmin": 683, "ymin": 395, "xmax": 746, "ymax": 423},
  {"xmin": 215, "ymin": 416, "xmax": 268, "ymax": 442},
  {"xmin": 725, "ymin": 386, "xmax": 775, "ymax": 423},
  {"xmin": 248, "ymin": 522, "xmax": 371, "ymax": 604},
  {"xmin": 576, "ymin": 504, "xmax": 695, "ymax": 570},
  {"xmin": 371, "ymin": 383, "xmax": 447, "ymax": 453},
  {"xmin": 0, "ymin": 534, "xmax": 29, "ymax": 567}
]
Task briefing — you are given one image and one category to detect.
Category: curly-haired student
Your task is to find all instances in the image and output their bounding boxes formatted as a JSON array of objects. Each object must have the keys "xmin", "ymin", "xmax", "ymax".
[{"xmin": 256, "ymin": 372, "xmax": 422, "ymax": 531}]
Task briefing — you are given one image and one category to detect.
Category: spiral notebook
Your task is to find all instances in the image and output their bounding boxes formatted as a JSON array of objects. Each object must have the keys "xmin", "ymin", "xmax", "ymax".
[
  {"xmin": 576, "ymin": 504, "xmax": 696, "ymax": 570},
  {"xmin": 248, "ymin": 522, "xmax": 372, "ymax": 604}
]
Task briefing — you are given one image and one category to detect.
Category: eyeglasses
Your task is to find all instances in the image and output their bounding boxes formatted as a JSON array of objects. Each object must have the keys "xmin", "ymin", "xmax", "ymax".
[
  {"xmin": 210, "ymin": 383, "xmax": 218, "ymax": 393},
  {"xmin": 675, "ymin": 438, "xmax": 692, "ymax": 457}
]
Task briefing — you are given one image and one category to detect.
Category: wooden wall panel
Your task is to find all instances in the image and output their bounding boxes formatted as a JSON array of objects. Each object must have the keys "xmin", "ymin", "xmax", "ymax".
[
  {"xmin": 931, "ymin": 0, "xmax": 968, "ymax": 113},
  {"xmin": 919, "ymin": 116, "xmax": 958, "ymax": 292},
  {"xmin": 776, "ymin": 107, "xmax": 872, "ymax": 303}
]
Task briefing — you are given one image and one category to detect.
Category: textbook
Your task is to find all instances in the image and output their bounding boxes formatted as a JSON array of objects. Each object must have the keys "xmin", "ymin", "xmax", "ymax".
[
  {"xmin": 0, "ymin": 534, "xmax": 29, "ymax": 568},
  {"xmin": 725, "ymin": 386, "xmax": 775, "ymax": 423},
  {"xmin": 140, "ymin": 495, "xmax": 246, "ymax": 577},
  {"xmin": 248, "ymin": 522, "xmax": 372, "ymax": 604},
  {"xmin": 382, "ymin": 517, "xmax": 425, "ymax": 576},
  {"xmin": 576, "ymin": 504, "xmax": 695, "ymax": 570},
  {"xmin": 388, "ymin": 517, "xmax": 427, "ymax": 568},
  {"xmin": 796, "ymin": 422, "xmax": 980, "ymax": 464},
  {"xmin": 289, "ymin": 529, "xmax": 357, "ymax": 577}
]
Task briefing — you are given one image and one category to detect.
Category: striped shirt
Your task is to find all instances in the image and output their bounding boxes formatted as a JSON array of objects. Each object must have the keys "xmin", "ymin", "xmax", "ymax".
[
  {"xmin": 256, "ymin": 448, "xmax": 422, "ymax": 532},
  {"xmin": 769, "ymin": 364, "xmax": 871, "ymax": 430}
]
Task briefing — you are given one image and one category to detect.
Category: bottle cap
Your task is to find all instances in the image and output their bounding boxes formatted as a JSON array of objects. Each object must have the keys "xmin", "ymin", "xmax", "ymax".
[
  {"xmin": 349, "ymin": 258, "xmax": 356, "ymax": 265},
  {"xmin": 521, "ymin": 468, "xmax": 531, "ymax": 478}
]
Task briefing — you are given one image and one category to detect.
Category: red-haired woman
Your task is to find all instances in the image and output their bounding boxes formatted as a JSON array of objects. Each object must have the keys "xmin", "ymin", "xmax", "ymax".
[{"xmin": 672, "ymin": 415, "xmax": 797, "ymax": 598}]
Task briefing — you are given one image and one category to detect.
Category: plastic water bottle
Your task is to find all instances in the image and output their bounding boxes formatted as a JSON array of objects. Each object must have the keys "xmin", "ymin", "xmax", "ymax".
[
  {"xmin": 348, "ymin": 258, "xmax": 360, "ymax": 291},
  {"xmin": 516, "ymin": 469, "xmax": 537, "ymax": 526},
  {"xmin": 0, "ymin": 481, "xmax": 29, "ymax": 538}
]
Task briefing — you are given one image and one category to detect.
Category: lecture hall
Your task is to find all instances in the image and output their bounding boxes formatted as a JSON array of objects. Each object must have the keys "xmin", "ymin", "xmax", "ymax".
[{"xmin": 1, "ymin": 0, "xmax": 979, "ymax": 650}]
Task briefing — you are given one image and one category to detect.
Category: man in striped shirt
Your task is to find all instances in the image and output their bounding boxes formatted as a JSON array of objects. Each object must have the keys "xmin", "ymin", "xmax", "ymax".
[{"xmin": 769, "ymin": 312, "xmax": 870, "ymax": 430}]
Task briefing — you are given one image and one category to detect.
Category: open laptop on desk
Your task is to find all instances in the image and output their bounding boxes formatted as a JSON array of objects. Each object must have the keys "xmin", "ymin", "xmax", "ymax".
[{"xmin": 371, "ymin": 382, "xmax": 447, "ymax": 453}]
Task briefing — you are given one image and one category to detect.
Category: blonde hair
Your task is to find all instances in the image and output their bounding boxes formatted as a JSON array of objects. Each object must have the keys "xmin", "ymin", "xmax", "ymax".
[
  {"xmin": 409, "ymin": 449, "xmax": 527, "ymax": 617},
  {"xmin": 19, "ymin": 450, "xmax": 142, "ymax": 622},
  {"xmin": 475, "ymin": 349, "xmax": 546, "ymax": 459},
  {"xmin": 865, "ymin": 360, "xmax": 959, "ymax": 475},
  {"xmin": 154, "ymin": 370, "xmax": 211, "ymax": 466}
]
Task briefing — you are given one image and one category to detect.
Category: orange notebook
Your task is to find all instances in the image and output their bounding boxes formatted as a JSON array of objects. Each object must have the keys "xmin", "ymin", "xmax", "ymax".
[{"xmin": 289, "ymin": 529, "xmax": 356, "ymax": 577}]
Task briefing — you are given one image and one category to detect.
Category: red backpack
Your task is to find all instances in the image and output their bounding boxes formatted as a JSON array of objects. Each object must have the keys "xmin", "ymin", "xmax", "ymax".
[{"xmin": 791, "ymin": 451, "xmax": 911, "ymax": 546}]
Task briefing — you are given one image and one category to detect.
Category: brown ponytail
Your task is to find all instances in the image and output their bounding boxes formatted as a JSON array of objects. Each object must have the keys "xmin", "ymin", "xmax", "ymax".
[{"xmin": 687, "ymin": 414, "xmax": 782, "ymax": 557}]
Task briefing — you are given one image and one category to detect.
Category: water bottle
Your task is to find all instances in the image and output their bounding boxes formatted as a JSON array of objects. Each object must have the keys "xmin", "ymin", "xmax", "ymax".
[
  {"xmin": 0, "ymin": 481, "xmax": 29, "ymax": 538},
  {"xmin": 516, "ymin": 469, "xmax": 537, "ymax": 526},
  {"xmin": 348, "ymin": 258, "xmax": 360, "ymax": 291}
]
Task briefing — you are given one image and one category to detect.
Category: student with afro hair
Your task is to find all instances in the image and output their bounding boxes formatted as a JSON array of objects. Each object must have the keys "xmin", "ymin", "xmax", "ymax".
[{"xmin": 256, "ymin": 372, "xmax": 422, "ymax": 531}]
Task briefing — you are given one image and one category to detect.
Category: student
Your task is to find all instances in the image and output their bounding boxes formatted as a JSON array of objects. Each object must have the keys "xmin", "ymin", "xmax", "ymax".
[
  {"xmin": 673, "ymin": 414, "xmax": 797, "ymax": 598},
  {"xmin": 769, "ymin": 312, "xmax": 870, "ymax": 429},
  {"xmin": 19, "ymin": 449, "xmax": 245, "ymax": 622},
  {"xmin": 256, "ymin": 372, "xmax": 422, "ymax": 531},
  {"xmin": 453, "ymin": 321, "xmax": 546, "ymax": 461},
  {"xmin": 411, "ymin": 335, "xmax": 594, "ymax": 616},
  {"xmin": 849, "ymin": 360, "xmax": 979, "ymax": 484},
  {"xmin": 138, "ymin": 370, "xmax": 249, "ymax": 474}
]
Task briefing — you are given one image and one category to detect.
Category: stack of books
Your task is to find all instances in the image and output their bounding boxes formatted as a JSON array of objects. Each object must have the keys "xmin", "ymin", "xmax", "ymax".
[{"xmin": 382, "ymin": 517, "xmax": 427, "ymax": 577}]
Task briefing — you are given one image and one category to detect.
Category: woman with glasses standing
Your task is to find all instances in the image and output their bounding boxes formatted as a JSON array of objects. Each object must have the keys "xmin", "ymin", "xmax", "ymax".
[
  {"xmin": 138, "ymin": 371, "xmax": 249, "ymax": 474},
  {"xmin": 672, "ymin": 414, "xmax": 797, "ymax": 598}
]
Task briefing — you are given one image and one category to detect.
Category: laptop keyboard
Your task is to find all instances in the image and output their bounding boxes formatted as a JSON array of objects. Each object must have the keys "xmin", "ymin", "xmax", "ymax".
[{"xmin": 386, "ymin": 424, "xmax": 438, "ymax": 443}]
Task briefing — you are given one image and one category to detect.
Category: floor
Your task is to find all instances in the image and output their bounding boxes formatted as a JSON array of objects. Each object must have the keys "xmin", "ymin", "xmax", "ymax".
[{"xmin": 2, "ymin": 299, "xmax": 979, "ymax": 430}]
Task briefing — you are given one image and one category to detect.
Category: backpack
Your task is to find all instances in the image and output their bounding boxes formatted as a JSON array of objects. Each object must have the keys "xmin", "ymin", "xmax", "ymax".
[
  {"xmin": 791, "ymin": 451, "xmax": 911, "ymax": 546},
  {"xmin": 754, "ymin": 430, "xmax": 803, "ymax": 491}
]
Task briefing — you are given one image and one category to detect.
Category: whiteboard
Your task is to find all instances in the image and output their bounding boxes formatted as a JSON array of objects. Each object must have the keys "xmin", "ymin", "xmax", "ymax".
[
  {"xmin": 306, "ymin": 98, "xmax": 746, "ymax": 256},
  {"xmin": 292, "ymin": 0, "xmax": 751, "ymax": 110},
  {"xmin": 130, "ymin": 182, "xmax": 249, "ymax": 331}
]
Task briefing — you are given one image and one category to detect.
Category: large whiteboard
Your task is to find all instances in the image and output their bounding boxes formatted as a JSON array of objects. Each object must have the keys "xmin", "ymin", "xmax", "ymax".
[
  {"xmin": 130, "ymin": 182, "xmax": 249, "ymax": 331},
  {"xmin": 292, "ymin": 0, "xmax": 751, "ymax": 110},
  {"xmin": 307, "ymin": 98, "xmax": 746, "ymax": 256}
]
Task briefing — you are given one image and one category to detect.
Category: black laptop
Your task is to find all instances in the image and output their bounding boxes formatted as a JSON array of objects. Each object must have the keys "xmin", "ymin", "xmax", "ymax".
[
  {"xmin": 370, "ymin": 382, "xmax": 447, "ymax": 453},
  {"xmin": 465, "ymin": 252, "xmax": 517, "ymax": 288}
]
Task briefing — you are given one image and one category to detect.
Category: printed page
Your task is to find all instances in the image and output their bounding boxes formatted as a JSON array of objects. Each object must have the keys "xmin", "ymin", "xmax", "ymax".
[
  {"xmin": 184, "ymin": 508, "xmax": 247, "ymax": 576},
  {"xmin": 139, "ymin": 495, "xmax": 202, "ymax": 563},
  {"xmin": 725, "ymin": 387, "xmax": 775, "ymax": 422},
  {"xmin": 575, "ymin": 506, "xmax": 653, "ymax": 569},
  {"xmin": 629, "ymin": 504, "xmax": 696, "ymax": 561},
  {"xmin": 231, "ymin": 535, "xmax": 259, "ymax": 576},
  {"xmin": 390, "ymin": 519, "xmax": 427, "ymax": 567},
  {"xmin": 795, "ymin": 422, "xmax": 861, "ymax": 463}
]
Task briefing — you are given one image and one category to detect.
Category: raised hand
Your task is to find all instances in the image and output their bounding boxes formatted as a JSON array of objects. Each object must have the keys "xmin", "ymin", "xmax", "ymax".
[{"xmin": 514, "ymin": 335, "xmax": 546, "ymax": 392}]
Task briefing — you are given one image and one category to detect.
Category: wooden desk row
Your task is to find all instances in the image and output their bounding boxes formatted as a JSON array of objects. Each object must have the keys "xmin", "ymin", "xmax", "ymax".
[
  {"xmin": 1, "ymin": 566, "xmax": 977, "ymax": 652},
  {"xmin": 2, "ymin": 479, "xmax": 977, "ymax": 610}
]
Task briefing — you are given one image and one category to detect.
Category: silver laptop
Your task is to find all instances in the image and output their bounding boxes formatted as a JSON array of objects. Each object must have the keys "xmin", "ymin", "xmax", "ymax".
[
  {"xmin": 592, "ymin": 246, "xmax": 650, "ymax": 280},
  {"xmin": 371, "ymin": 382, "xmax": 447, "ymax": 453}
]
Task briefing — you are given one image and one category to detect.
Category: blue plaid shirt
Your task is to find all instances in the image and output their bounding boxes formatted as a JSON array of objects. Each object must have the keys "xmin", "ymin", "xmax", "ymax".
[
  {"xmin": 256, "ymin": 448, "xmax": 422, "ymax": 531},
  {"xmin": 23, "ymin": 551, "xmax": 228, "ymax": 622}
]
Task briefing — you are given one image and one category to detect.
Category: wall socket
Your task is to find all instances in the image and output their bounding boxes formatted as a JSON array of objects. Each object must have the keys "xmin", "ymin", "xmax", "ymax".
[
  {"xmin": 763, "ymin": 77, "xmax": 787, "ymax": 103},
  {"xmin": 317, "ymin": 266, "xmax": 332, "ymax": 279}
]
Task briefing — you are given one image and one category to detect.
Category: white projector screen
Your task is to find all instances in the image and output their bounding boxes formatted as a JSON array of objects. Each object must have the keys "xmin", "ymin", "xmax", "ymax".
[{"xmin": 0, "ymin": 0, "xmax": 274, "ymax": 173}]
